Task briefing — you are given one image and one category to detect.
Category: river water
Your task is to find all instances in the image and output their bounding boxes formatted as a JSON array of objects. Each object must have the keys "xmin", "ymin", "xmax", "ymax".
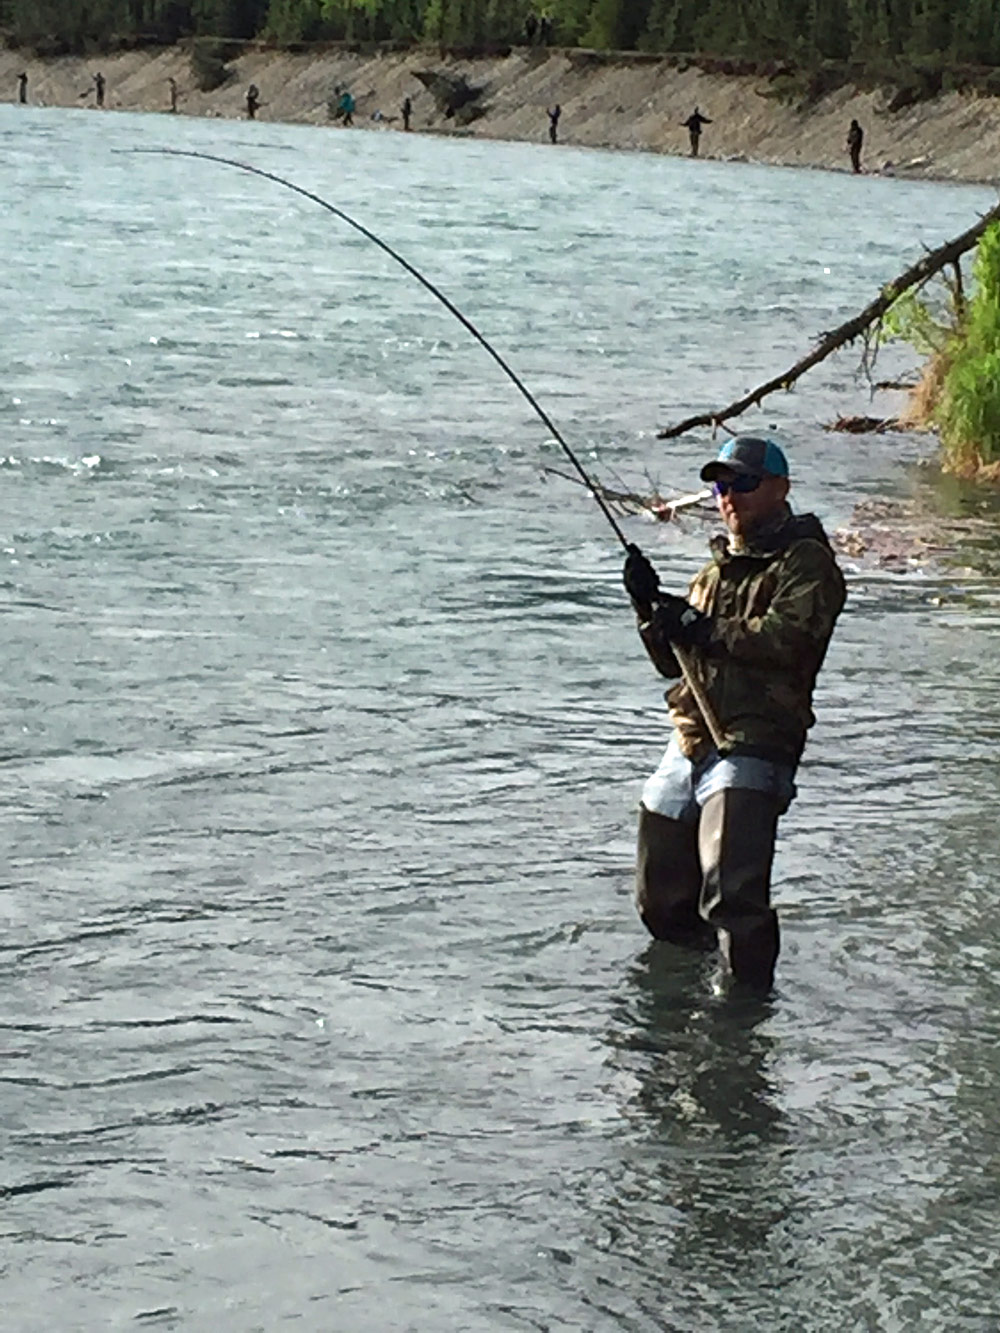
[{"xmin": 3, "ymin": 105, "xmax": 1000, "ymax": 1331}]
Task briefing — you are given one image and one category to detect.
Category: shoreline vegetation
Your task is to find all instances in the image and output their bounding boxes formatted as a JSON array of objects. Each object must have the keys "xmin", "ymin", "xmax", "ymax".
[{"xmin": 4, "ymin": 39, "xmax": 1000, "ymax": 184}]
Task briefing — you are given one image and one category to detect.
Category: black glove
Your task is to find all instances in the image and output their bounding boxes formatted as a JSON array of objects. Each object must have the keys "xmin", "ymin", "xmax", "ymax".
[
  {"xmin": 623, "ymin": 543, "xmax": 660, "ymax": 610},
  {"xmin": 650, "ymin": 594, "xmax": 711, "ymax": 648}
]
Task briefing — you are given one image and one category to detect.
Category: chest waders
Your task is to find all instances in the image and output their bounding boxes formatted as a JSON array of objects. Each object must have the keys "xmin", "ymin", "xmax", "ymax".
[{"xmin": 636, "ymin": 790, "xmax": 782, "ymax": 991}]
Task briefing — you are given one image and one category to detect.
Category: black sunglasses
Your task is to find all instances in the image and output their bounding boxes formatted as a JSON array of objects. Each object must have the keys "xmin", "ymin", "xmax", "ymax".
[{"xmin": 713, "ymin": 475, "xmax": 763, "ymax": 497}]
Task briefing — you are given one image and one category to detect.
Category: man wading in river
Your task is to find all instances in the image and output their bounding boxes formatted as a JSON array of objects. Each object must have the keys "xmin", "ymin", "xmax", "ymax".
[{"xmin": 623, "ymin": 436, "xmax": 845, "ymax": 990}]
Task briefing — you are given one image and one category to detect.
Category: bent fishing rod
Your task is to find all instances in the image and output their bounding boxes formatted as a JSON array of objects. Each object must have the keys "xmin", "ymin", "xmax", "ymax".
[
  {"xmin": 138, "ymin": 148, "xmax": 626, "ymax": 541},
  {"xmin": 136, "ymin": 148, "xmax": 726, "ymax": 750}
]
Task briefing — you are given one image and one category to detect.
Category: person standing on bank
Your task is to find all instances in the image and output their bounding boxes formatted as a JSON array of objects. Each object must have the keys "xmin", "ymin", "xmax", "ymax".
[
  {"xmin": 401, "ymin": 96, "xmax": 412, "ymax": 130},
  {"xmin": 682, "ymin": 107, "xmax": 711, "ymax": 157},
  {"xmin": 337, "ymin": 89, "xmax": 355, "ymax": 126},
  {"xmin": 93, "ymin": 71, "xmax": 105, "ymax": 107},
  {"xmin": 847, "ymin": 118, "xmax": 864, "ymax": 173},
  {"xmin": 17, "ymin": 71, "xmax": 28, "ymax": 104},
  {"xmin": 623, "ymin": 436, "xmax": 846, "ymax": 991},
  {"xmin": 547, "ymin": 104, "xmax": 561, "ymax": 144}
]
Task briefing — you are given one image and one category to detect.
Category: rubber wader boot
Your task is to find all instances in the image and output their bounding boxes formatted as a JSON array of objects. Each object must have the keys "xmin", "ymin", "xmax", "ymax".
[
  {"xmin": 698, "ymin": 788, "xmax": 782, "ymax": 990},
  {"xmin": 636, "ymin": 803, "xmax": 717, "ymax": 950}
]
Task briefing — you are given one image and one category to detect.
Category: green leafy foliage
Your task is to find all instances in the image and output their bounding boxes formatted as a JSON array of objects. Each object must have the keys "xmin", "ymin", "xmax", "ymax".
[
  {"xmin": 936, "ymin": 224, "xmax": 1000, "ymax": 470},
  {"xmin": 882, "ymin": 225, "xmax": 1000, "ymax": 473},
  {"xmin": 881, "ymin": 287, "xmax": 955, "ymax": 357}
]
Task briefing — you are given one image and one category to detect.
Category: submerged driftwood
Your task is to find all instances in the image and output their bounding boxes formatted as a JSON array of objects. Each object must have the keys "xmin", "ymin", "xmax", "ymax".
[
  {"xmin": 826, "ymin": 414, "xmax": 904, "ymax": 433},
  {"xmin": 658, "ymin": 197, "xmax": 1000, "ymax": 438},
  {"xmin": 830, "ymin": 495, "xmax": 1000, "ymax": 571}
]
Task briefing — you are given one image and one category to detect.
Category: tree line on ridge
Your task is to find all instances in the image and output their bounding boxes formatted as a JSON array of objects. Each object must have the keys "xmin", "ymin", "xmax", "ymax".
[{"xmin": 5, "ymin": 0, "xmax": 1000, "ymax": 88}]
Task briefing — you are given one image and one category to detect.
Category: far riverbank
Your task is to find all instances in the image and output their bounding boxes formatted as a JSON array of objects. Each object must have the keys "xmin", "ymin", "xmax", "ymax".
[{"xmin": 4, "ymin": 44, "xmax": 1000, "ymax": 183}]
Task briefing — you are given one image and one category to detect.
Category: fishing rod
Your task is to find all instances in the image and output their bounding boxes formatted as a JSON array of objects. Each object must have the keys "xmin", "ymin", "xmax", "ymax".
[
  {"xmin": 136, "ymin": 148, "xmax": 627, "ymax": 544},
  {"xmin": 135, "ymin": 148, "xmax": 727, "ymax": 750}
]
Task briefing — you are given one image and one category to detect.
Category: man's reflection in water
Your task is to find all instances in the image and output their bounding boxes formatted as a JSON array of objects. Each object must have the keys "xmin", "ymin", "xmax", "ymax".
[{"xmin": 599, "ymin": 945, "xmax": 792, "ymax": 1289}]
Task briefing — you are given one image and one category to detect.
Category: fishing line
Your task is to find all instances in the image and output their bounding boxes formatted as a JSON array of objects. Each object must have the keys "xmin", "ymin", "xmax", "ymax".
[
  {"xmin": 132, "ymin": 147, "xmax": 629, "ymax": 548},
  {"xmin": 134, "ymin": 147, "xmax": 726, "ymax": 746}
]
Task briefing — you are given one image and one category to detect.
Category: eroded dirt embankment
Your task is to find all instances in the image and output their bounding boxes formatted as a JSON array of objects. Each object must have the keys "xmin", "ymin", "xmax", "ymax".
[{"xmin": 3, "ymin": 44, "xmax": 1000, "ymax": 182}]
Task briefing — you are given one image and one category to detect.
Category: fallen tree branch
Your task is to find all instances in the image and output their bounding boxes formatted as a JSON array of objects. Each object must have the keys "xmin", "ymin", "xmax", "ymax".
[
  {"xmin": 542, "ymin": 464, "xmax": 652, "ymax": 514},
  {"xmin": 541, "ymin": 465, "xmax": 711, "ymax": 519},
  {"xmin": 657, "ymin": 197, "xmax": 1000, "ymax": 439}
]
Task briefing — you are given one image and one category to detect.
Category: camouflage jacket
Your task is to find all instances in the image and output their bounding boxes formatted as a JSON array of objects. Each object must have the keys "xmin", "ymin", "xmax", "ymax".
[{"xmin": 640, "ymin": 505, "xmax": 846, "ymax": 763}]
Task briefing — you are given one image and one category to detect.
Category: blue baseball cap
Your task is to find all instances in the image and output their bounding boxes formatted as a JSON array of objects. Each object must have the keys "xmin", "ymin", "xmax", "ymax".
[{"xmin": 700, "ymin": 435, "xmax": 790, "ymax": 483}]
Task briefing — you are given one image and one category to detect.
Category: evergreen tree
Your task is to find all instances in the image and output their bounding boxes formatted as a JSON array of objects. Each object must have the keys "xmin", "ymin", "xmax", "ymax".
[
  {"xmin": 9, "ymin": 0, "xmax": 1000, "ymax": 76},
  {"xmin": 907, "ymin": 0, "xmax": 952, "ymax": 58}
]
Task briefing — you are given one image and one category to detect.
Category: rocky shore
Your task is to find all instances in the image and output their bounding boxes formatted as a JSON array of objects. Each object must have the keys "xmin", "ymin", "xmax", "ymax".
[{"xmin": 3, "ymin": 43, "xmax": 1000, "ymax": 184}]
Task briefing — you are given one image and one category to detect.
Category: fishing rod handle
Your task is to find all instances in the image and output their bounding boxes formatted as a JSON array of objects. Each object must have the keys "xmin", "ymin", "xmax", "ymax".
[{"xmin": 672, "ymin": 644, "xmax": 729, "ymax": 754}]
